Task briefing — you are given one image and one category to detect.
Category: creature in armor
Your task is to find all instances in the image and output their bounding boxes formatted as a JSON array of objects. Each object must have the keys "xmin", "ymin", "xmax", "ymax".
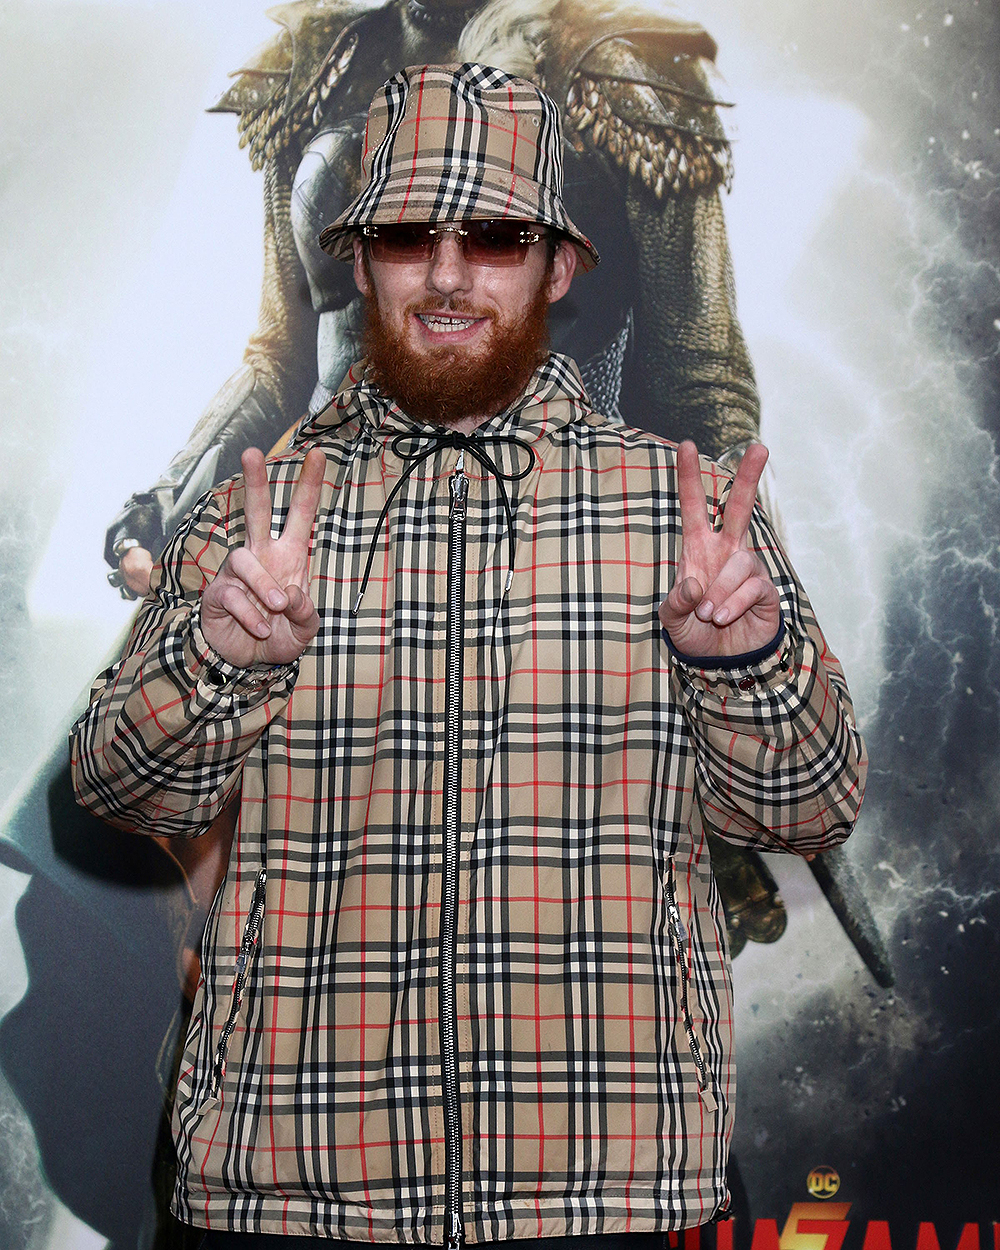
[
  {"xmin": 99, "ymin": 0, "xmax": 797, "ymax": 962},
  {"xmin": 100, "ymin": 0, "xmax": 892, "ymax": 969},
  {"xmin": 0, "ymin": 9, "xmax": 889, "ymax": 1248}
]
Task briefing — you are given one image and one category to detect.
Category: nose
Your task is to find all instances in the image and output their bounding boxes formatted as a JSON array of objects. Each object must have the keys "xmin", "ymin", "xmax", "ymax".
[{"xmin": 426, "ymin": 233, "xmax": 473, "ymax": 298}]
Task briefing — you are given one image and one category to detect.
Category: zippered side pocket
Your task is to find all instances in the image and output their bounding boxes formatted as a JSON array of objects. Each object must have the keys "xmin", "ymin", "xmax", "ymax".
[
  {"xmin": 665, "ymin": 867, "xmax": 718, "ymax": 1112},
  {"xmin": 210, "ymin": 865, "xmax": 267, "ymax": 1098}
]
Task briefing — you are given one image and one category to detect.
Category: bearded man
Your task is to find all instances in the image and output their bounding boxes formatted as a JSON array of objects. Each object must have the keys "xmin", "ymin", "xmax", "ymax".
[{"xmin": 72, "ymin": 65, "xmax": 866, "ymax": 1249}]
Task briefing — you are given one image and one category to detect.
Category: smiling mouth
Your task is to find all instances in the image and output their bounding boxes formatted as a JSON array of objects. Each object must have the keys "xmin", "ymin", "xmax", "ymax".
[{"xmin": 416, "ymin": 312, "xmax": 483, "ymax": 333}]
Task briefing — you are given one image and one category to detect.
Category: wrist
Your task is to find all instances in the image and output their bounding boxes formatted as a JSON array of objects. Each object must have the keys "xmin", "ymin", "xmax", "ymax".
[
  {"xmin": 663, "ymin": 614, "xmax": 786, "ymax": 670},
  {"xmin": 190, "ymin": 602, "xmax": 299, "ymax": 694}
]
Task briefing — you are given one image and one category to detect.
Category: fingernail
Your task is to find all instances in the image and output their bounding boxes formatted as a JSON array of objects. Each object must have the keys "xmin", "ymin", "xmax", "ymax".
[
  {"xmin": 267, "ymin": 590, "xmax": 286, "ymax": 610},
  {"xmin": 696, "ymin": 601, "xmax": 714, "ymax": 621},
  {"xmin": 255, "ymin": 621, "xmax": 271, "ymax": 638},
  {"xmin": 714, "ymin": 607, "xmax": 731, "ymax": 625}
]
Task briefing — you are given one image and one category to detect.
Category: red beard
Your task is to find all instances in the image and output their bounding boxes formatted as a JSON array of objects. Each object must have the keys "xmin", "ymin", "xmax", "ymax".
[{"xmin": 361, "ymin": 280, "xmax": 552, "ymax": 425}]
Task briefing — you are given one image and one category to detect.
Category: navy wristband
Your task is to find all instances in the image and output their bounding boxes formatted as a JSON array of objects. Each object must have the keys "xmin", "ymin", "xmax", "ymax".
[{"xmin": 661, "ymin": 614, "xmax": 786, "ymax": 671}]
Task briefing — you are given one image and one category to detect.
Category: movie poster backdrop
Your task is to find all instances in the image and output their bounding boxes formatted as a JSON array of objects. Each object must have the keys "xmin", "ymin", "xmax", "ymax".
[{"xmin": 0, "ymin": 1, "xmax": 996, "ymax": 1248}]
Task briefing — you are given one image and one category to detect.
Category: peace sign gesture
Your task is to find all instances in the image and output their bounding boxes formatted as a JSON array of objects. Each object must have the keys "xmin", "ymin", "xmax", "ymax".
[
  {"xmin": 201, "ymin": 447, "xmax": 327, "ymax": 668},
  {"xmin": 658, "ymin": 441, "xmax": 781, "ymax": 659}
]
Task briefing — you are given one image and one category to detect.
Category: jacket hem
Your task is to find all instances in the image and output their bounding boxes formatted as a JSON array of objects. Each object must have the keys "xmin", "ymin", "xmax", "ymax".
[{"xmin": 172, "ymin": 1190, "xmax": 729, "ymax": 1242}]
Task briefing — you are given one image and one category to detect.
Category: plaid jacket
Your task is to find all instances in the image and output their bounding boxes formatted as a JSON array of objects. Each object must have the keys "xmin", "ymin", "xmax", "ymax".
[{"xmin": 71, "ymin": 355, "xmax": 866, "ymax": 1242}]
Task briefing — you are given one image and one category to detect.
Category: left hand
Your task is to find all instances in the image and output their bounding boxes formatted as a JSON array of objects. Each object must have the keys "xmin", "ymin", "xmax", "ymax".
[{"xmin": 658, "ymin": 440, "xmax": 781, "ymax": 658}]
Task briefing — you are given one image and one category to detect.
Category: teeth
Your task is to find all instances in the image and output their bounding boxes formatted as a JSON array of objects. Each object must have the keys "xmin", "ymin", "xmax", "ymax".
[{"xmin": 419, "ymin": 315, "xmax": 477, "ymax": 332}]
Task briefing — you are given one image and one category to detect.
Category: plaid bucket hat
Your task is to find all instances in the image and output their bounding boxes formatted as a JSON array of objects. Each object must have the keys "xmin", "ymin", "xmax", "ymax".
[{"xmin": 317, "ymin": 62, "xmax": 600, "ymax": 271}]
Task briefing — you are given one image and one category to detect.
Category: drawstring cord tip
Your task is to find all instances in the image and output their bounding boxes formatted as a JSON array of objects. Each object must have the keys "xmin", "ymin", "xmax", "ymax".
[{"xmin": 352, "ymin": 592, "xmax": 364, "ymax": 616}]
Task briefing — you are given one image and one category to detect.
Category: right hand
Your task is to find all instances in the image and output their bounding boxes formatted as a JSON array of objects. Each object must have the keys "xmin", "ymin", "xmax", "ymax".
[
  {"xmin": 120, "ymin": 546, "xmax": 154, "ymax": 598},
  {"xmin": 201, "ymin": 447, "xmax": 326, "ymax": 668}
]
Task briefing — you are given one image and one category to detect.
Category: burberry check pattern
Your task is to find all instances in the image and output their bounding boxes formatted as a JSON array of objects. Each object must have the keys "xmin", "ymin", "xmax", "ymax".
[
  {"xmin": 72, "ymin": 355, "xmax": 866, "ymax": 1242},
  {"xmin": 318, "ymin": 64, "xmax": 600, "ymax": 270}
]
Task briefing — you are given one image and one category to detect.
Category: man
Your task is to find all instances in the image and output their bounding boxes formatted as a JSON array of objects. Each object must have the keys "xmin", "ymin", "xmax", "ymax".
[{"xmin": 72, "ymin": 65, "xmax": 866, "ymax": 1248}]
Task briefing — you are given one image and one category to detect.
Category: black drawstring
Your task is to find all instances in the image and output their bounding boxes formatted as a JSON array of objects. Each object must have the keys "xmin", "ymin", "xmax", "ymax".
[{"xmin": 351, "ymin": 429, "xmax": 537, "ymax": 615}]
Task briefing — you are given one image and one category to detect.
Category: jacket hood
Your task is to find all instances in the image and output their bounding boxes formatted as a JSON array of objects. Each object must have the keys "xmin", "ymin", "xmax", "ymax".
[{"xmin": 293, "ymin": 351, "xmax": 595, "ymax": 449}]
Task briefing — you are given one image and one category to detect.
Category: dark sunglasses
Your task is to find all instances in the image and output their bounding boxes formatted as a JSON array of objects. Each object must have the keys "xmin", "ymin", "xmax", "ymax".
[{"xmin": 361, "ymin": 220, "xmax": 546, "ymax": 267}]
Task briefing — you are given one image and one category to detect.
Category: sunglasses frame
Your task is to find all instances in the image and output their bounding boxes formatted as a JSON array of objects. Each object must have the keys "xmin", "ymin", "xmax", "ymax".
[{"xmin": 361, "ymin": 220, "xmax": 546, "ymax": 267}]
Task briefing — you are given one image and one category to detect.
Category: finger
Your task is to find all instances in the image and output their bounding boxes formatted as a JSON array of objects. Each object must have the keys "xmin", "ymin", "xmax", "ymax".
[
  {"xmin": 121, "ymin": 547, "xmax": 153, "ymax": 598},
  {"xmin": 676, "ymin": 441, "xmax": 711, "ymax": 540},
  {"xmin": 720, "ymin": 442, "xmax": 769, "ymax": 545},
  {"xmin": 696, "ymin": 550, "xmax": 762, "ymax": 622},
  {"xmin": 205, "ymin": 580, "xmax": 272, "ymax": 640},
  {"xmin": 280, "ymin": 448, "xmax": 326, "ymax": 550},
  {"xmin": 225, "ymin": 546, "xmax": 290, "ymax": 612},
  {"xmin": 241, "ymin": 448, "xmax": 274, "ymax": 548},
  {"xmin": 710, "ymin": 572, "xmax": 780, "ymax": 628}
]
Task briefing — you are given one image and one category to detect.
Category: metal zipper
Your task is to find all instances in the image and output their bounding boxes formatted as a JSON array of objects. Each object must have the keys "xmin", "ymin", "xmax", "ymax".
[
  {"xmin": 211, "ymin": 865, "xmax": 267, "ymax": 1097},
  {"xmin": 664, "ymin": 871, "xmax": 715, "ymax": 1106},
  {"xmin": 441, "ymin": 454, "xmax": 468, "ymax": 1249}
]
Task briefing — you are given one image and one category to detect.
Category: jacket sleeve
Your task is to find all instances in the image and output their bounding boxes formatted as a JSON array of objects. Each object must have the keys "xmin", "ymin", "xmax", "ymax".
[
  {"xmin": 668, "ymin": 483, "xmax": 867, "ymax": 855},
  {"xmin": 73, "ymin": 487, "xmax": 298, "ymax": 837}
]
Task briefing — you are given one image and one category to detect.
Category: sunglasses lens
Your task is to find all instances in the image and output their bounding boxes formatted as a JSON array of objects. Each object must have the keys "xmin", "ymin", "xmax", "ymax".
[
  {"xmin": 367, "ymin": 224, "xmax": 435, "ymax": 262},
  {"xmin": 365, "ymin": 221, "xmax": 543, "ymax": 265},
  {"xmin": 463, "ymin": 221, "xmax": 534, "ymax": 266}
]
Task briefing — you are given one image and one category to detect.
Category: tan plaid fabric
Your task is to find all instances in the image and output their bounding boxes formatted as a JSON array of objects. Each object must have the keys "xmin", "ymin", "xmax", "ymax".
[
  {"xmin": 318, "ymin": 64, "xmax": 600, "ymax": 270},
  {"xmin": 72, "ymin": 355, "xmax": 865, "ymax": 1241}
]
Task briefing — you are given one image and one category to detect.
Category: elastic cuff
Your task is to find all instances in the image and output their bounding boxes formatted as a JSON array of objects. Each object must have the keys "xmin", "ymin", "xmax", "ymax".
[
  {"xmin": 188, "ymin": 602, "xmax": 298, "ymax": 693},
  {"xmin": 662, "ymin": 615, "xmax": 786, "ymax": 671}
]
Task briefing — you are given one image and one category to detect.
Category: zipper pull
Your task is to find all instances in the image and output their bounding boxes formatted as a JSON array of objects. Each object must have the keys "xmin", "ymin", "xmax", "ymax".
[
  {"xmin": 450, "ymin": 452, "xmax": 468, "ymax": 518},
  {"xmin": 445, "ymin": 1212, "xmax": 465, "ymax": 1250},
  {"xmin": 235, "ymin": 867, "xmax": 268, "ymax": 981},
  {"xmin": 668, "ymin": 900, "xmax": 689, "ymax": 948}
]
